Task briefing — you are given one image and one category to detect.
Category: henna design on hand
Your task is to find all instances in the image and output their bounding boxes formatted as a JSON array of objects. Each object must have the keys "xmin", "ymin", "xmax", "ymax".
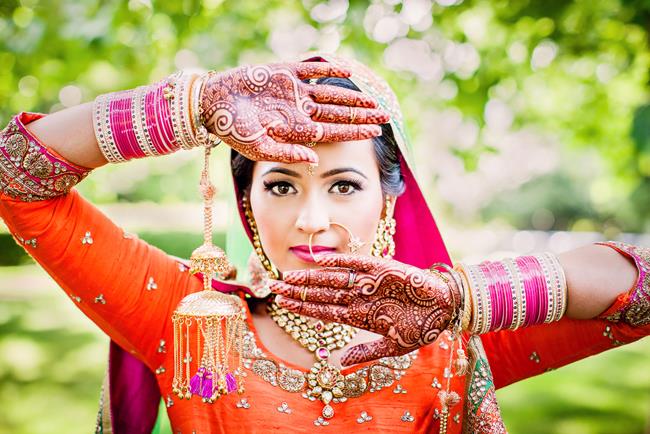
[
  {"xmin": 270, "ymin": 281, "xmax": 354, "ymax": 305},
  {"xmin": 274, "ymin": 254, "xmax": 458, "ymax": 366},
  {"xmin": 201, "ymin": 63, "xmax": 390, "ymax": 163}
]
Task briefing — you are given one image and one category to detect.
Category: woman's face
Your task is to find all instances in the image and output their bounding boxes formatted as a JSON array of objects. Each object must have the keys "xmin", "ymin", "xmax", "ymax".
[{"xmin": 249, "ymin": 139, "xmax": 384, "ymax": 272}]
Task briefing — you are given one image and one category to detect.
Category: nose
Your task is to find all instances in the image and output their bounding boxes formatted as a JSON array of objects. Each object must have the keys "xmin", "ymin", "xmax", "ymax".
[{"xmin": 295, "ymin": 194, "xmax": 330, "ymax": 235}]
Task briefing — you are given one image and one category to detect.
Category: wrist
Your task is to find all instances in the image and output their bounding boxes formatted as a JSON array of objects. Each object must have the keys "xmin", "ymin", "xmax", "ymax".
[
  {"xmin": 456, "ymin": 253, "xmax": 568, "ymax": 335},
  {"xmin": 92, "ymin": 71, "xmax": 217, "ymax": 164},
  {"xmin": 427, "ymin": 263, "xmax": 467, "ymax": 332},
  {"xmin": 199, "ymin": 71, "xmax": 218, "ymax": 127}
]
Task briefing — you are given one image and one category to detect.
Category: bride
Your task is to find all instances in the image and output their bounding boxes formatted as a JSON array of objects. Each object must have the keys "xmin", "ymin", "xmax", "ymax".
[{"xmin": 1, "ymin": 53, "xmax": 647, "ymax": 433}]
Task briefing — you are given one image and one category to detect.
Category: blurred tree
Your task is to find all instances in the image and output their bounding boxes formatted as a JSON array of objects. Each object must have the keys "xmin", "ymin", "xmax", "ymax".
[{"xmin": 0, "ymin": 0, "xmax": 648, "ymax": 229}]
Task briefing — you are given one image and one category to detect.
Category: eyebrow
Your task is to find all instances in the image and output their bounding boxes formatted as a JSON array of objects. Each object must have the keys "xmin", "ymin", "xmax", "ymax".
[
  {"xmin": 320, "ymin": 167, "xmax": 368, "ymax": 180},
  {"xmin": 262, "ymin": 167, "xmax": 301, "ymax": 178},
  {"xmin": 262, "ymin": 167, "xmax": 368, "ymax": 180}
]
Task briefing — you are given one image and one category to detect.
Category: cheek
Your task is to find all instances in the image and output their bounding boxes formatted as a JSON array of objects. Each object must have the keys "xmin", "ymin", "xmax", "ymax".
[
  {"xmin": 249, "ymin": 190, "xmax": 285, "ymax": 252},
  {"xmin": 335, "ymin": 192, "xmax": 384, "ymax": 254}
]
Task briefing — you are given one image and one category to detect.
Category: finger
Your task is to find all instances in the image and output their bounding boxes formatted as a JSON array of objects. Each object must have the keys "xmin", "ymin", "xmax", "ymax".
[
  {"xmin": 283, "ymin": 268, "xmax": 356, "ymax": 288},
  {"xmin": 340, "ymin": 337, "xmax": 411, "ymax": 366},
  {"xmin": 275, "ymin": 295, "xmax": 350, "ymax": 322},
  {"xmin": 270, "ymin": 281, "xmax": 354, "ymax": 305},
  {"xmin": 293, "ymin": 62, "xmax": 351, "ymax": 80},
  {"xmin": 311, "ymin": 105, "xmax": 390, "ymax": 125},
  {"xmin": 254, "ymin": 135, "xmax": 319, "ymax": 164},
  {"xmin": 315, "ymin": 253, "xmax": 377, "ymax": 272},
  {"xmin": 305, "ymin": 84, "xmax": 379, "ymax": 108},
  {"xmin": 315, "ymin": 124, "xmax": 382, "ymax": 143}
]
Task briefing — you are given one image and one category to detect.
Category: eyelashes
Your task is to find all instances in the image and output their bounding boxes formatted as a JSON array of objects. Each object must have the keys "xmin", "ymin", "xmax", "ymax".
[
  {"xmin": 263, "ymin": 180, "xmax": 296, "ymax": 196},
  {"xmin": 262, "ymin": 178, "xmax": 365, "ymax": 196},
  {"xmin": 329, "ymin": 178, "xmax": 363, "ymax": 195}
]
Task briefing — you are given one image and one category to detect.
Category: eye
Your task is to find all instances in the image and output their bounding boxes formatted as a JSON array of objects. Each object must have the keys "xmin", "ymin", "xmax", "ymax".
[
  {"xmin": 263, "ymin": 181, "xmax": 297, "ymax": 196},
  {"xmin": 329, "ymin": 180, "xmax": 362, "ymax": 195}
]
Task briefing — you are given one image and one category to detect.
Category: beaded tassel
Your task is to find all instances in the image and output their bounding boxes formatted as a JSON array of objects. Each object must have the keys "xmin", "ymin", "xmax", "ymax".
[{"xmin": 171, "ymin": 143, "xmax": 246, "ymax": 403}]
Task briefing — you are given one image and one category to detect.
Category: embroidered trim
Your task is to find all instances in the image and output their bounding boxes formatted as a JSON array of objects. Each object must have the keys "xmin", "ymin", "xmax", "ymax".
[
  {"xmin": 0, "ymin": 112, "xmax": 91, "ymax": 202},
  {"xmin": 463, "ymin": 335, "xmax": 507, "ymax": 434},
  {"xmin": 597, "ymin": 241, "xmax": 650, "ymax": 327},
  {"xmin": 241, "ymin": 329, "xmax": 418, "ymax": 420}
]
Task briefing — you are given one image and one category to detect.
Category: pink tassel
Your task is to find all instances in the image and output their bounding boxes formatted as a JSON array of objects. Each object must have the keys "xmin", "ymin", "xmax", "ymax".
[
  {"xmin": 226, "ymin": 372, "xmax": 237, "ymax": 394},
  {"xmin": 189, "ymin": 367, "xmax": 205, "ymax": 395},
  {"xmin": 201, "ymin": 372, "xmax": 214, "ymax": 400}
]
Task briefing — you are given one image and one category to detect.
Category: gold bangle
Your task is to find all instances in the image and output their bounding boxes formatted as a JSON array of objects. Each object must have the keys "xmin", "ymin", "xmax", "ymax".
[
  {"xmin": 429, "ymin": 263, "xmax": 464, "ymax": 330},
  {"xmin": 454, "ymin": 264, "xmax": 473, "ymax": 333}
]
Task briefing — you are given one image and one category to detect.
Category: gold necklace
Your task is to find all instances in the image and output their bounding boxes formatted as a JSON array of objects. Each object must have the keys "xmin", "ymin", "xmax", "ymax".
[
  {"xmin": 267, "ymin": 301, "xmax": 358, "ymax": 419},
  {"xmin": 242, "ymin": 323, "xmax": 417, "ymax": 422}
]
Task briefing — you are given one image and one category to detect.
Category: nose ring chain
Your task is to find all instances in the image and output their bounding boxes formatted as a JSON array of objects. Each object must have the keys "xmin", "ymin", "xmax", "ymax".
[{"xmin": 307, "ymin": 221, "xmax": 366, "ymax": 262}]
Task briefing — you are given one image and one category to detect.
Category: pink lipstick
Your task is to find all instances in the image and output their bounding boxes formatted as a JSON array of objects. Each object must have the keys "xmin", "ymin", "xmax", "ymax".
[{"xmin": 289, "ymin": 245, "xmax": 336, "ymax": 263}]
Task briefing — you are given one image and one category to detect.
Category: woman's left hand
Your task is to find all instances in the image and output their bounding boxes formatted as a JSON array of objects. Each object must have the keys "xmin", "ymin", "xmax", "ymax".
[{"xmin": 269, "ymin": 254, "xmax": 460, "ymax": 366}]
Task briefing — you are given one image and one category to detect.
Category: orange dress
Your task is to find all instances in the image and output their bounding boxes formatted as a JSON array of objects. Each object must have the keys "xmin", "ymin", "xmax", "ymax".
[
  {"xmin": 2, "ymin": 180, "xmax": 649, "ymax": 433},
  {"xmin": 0, "ymin": 189, "xmax": 468, "ymax": 433}
]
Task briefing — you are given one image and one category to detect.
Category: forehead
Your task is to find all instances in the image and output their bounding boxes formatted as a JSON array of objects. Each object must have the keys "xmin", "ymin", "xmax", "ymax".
[{"xmin": 254, "ymin": 139, "xmax": 379, "ymax": 177}]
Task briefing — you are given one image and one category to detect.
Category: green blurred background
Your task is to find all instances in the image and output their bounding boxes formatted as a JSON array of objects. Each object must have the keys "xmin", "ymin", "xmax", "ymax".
[{"xmin": 2, "ymin": 0, "xmax": 650, "ymax": 432}]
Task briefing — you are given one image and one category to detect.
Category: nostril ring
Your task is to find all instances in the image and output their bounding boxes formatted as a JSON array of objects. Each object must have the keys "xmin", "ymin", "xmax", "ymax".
[{"xmin": 308, "ymin": 222, "xmax": 366, "ymax": 262}]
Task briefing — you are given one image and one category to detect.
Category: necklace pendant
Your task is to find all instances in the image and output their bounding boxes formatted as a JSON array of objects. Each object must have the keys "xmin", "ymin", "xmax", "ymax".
[
  {"xmin": 315, "ymin": 362, "xmax": 341, "ymax": 389},
  {"xmin": 322, "ymin": 404, "xmax": 335, "ymax": 419},
  {"xmin": 306, "ymin": 360, "xmax": 345, "ymax": 420}
]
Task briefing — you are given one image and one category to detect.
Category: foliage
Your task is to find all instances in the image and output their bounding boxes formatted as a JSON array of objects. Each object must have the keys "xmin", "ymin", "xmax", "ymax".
[
  {"xmin": 2, "ymin": 0, "xmax": 650, "ymax": 432},
  {"xmin": 1, "ymin": 0, "xmax": 649, "ymax": 231}
]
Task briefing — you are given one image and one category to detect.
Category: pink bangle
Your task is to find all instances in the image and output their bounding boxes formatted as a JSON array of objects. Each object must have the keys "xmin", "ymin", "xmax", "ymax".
[
  {"xmin": 516, "ymin": 256, "xmax": 548, "ymax": 327},
  {"xmin": 492, "ymin": 261, "xmax": 513, "ymax": 330},
  {"xmin": 93, "ymin": 73, "xmax": 195, "ymax": 163}
]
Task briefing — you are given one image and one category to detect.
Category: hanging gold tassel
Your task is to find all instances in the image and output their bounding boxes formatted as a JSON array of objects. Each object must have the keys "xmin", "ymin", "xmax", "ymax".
[{"xmin": 171, "ymin": 143, "xmax": 245, "ymax": 403}]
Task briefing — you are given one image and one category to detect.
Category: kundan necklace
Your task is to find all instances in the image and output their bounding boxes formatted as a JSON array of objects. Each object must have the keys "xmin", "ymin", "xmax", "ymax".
[{"xmin": 267, "ymin": 301, "xmax": 357, "ymax": 418}]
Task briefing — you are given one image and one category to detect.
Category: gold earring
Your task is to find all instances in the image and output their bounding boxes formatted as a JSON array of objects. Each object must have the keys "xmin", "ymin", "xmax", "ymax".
[
  {"xmin": 371, "ymin": 196, "xmax": 396, "ymax": 259},
  {"xmin": 242, "ymin": 196, "xmax": 280, "ymax": 280}
]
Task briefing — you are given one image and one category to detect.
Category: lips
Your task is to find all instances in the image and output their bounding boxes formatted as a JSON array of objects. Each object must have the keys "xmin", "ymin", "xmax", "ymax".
[{"xmin": 289, "ymin": 245, "xmax": 336, "ymax": 263}]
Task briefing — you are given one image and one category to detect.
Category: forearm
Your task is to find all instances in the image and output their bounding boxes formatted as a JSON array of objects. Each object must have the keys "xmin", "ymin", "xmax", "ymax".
[
  {"xmin": 25, "ymin": 102, "xmax": 106, "ymax": 169},
  {"xmin": 21, "ymin": 71, "xmax": 208, "ymax": 175},
  {"xmin": 483, "ymin": 244, "xmax": 649, "ymax": 388},
  {"xmin": 453, "ymin": 241, "xmax": 647, "ymax": 336},
  {"xmin": 559, "ymin": 244, "xmax": 638, "ymax": 320}
]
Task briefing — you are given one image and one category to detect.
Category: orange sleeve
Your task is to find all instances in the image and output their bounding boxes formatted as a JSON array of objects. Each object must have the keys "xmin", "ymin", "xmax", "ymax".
[
  {"xmin": 0, "ymin": 189, "xmax": 201, "ymax": 371},
  {"xmin": 481, "ymin": 302, "xmax": 650, "ymax": 389}
]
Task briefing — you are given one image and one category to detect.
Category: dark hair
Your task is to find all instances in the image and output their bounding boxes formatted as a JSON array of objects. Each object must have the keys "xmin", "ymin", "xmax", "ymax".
[{"xmin": 231, "ymin": 77, "xmax": 405, "ymax": 196}]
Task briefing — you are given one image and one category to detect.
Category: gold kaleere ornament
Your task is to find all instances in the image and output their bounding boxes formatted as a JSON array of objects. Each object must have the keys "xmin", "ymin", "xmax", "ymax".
[{"xmin": 171, "ymin": 141, "xmax": 246, "ymax": 403}]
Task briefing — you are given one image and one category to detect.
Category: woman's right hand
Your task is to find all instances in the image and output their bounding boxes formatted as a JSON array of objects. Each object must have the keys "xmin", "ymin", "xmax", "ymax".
[{"xmin": 200, "ymin": 62, "xmax": 390, "ymax": 163}]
